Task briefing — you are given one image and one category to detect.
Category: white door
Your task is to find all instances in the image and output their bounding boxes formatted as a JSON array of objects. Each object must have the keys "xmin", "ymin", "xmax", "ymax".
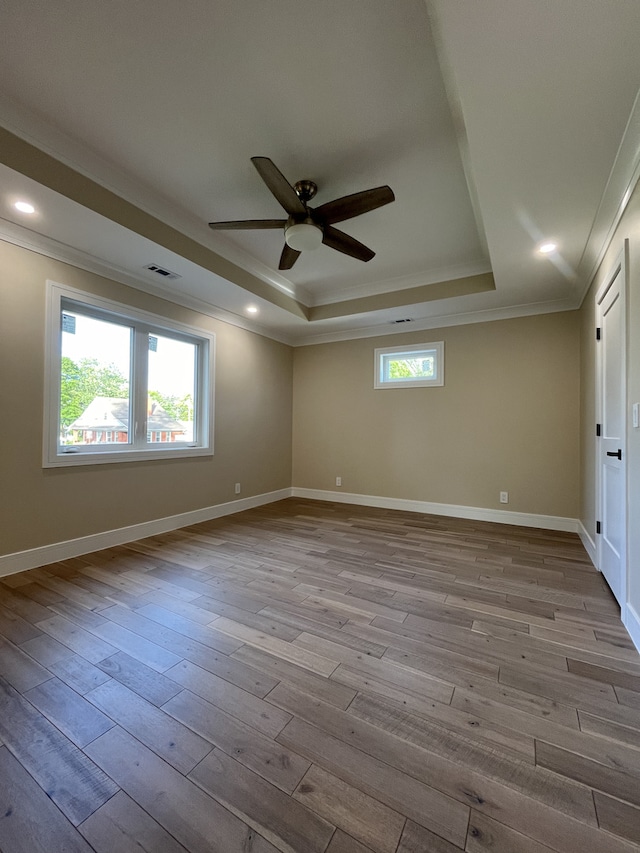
[{"xmin": 597, "ymin": 250, "xmax": 627, "ymax": 605}]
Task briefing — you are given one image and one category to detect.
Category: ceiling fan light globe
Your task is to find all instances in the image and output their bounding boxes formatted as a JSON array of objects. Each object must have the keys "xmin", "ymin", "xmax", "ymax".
[{"xmin": 284, "ymin": 222, "xmax": 323, "ymax": 252}]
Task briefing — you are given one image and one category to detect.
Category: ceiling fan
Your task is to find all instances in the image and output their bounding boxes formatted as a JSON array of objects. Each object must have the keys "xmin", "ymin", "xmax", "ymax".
[{"xmin": 208, "ymin": 156, "xmax": 395, "ymax": 270}]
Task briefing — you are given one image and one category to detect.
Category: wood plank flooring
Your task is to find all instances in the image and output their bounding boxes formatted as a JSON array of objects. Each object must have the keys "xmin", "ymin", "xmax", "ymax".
[{"xmin": 1, "ymin": 498, "xmax": 639, "ymax": 852}]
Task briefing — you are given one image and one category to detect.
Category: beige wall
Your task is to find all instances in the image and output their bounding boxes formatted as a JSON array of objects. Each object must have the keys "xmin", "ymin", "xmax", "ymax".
[
  {"xmin": 580, "ymin": 179, "xmax": 640, "ymax": 626},
  {"xmin": 293, "ymin": 312, "xmax": 581, "ymax": 518},
  {"xmin": 0, "ymin": 240, "xmax": 293, "ymax": 557},
  {"xmin": 0, "ymin": 236, "xmax": 595, "ymax": 569}
]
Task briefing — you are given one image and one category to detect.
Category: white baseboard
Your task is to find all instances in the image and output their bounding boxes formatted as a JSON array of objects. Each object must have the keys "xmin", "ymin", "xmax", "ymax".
[
  {"xmin": 623, "ymin": 602, "xmax": 640, "ymax": 654},
  {"xmin": 0, "ymin": 488, "xmax": 292, "ymax": 578},
  {"xmin": 0, "ymin": 486, "xmax": 585, "ymax": 579},
  {"xmin": 291, "ymin": 488, "xmax": 580, "ymax": 533},
  {"xmin": 578, "ymin": 525, "xmax": 640, "ymax": 654},
  {"xmin": 578, "ymin": 521, "xmax": 598, "ymax": 568}
]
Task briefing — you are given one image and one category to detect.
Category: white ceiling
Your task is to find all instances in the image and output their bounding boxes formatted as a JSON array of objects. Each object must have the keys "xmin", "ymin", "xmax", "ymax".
[{"xmin": 0, "ymin": 0, "xmax": 639, "ymax": 344}]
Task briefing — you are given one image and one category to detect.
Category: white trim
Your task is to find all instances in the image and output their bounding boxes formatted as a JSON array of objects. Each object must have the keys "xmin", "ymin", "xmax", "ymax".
[
  {"xmin": 0, "ymin": 92, "xmax": 300, "ymax": 302},
  {"xmin": 0, "ymin": 222, "xmax": 295, "ymax": 345},
  {"xmin": 578, "ymin": 521, "xmax": 597, "ymax": 568},
  {"xmin": 293, "ymin": 298, "xmax": 578, "ymax": 347},
  {"xmin": 374, "ymin": 341, "xmax": 444, "ymax": 389},
  {"xmin": 309, "ymin": 260, "xmax": 492, "ymax": 307},
  {"xmin": 0, "ymin": 222, "xmax": 579, "ymax": 349},
  {"xmin": 44, "ymin": 280, "xmax": 215, "ymax": 467},
  {"xmin": 0, "ymin": 487, "xmax": 587, "ymax": 579},
  {"xmin": 623, "ymin": 602, "xmax": 640, "ymax": 654},
  {"xmin": 291, "ymin": 488, "xmax": 580, "ymax": 533},
  {"xmin": 3, "ymin": 85, "xmax": 640, "ymax": 348},
  {"xmin": 594, "ymin": 246, "xmax": 628, "ymax": 606},
  {"xmin": 577, "ymin": 89, "xmax": 640, "ymax": 304},
  {"xmin": 0, "ymin": 489, "xmax": 291, "ymax": 578}
]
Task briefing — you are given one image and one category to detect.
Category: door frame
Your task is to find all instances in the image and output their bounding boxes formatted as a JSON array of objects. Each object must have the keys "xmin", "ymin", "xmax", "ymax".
[{"xmin": 595, "ymin": 242, "xmax": 628, "ymax": 610}]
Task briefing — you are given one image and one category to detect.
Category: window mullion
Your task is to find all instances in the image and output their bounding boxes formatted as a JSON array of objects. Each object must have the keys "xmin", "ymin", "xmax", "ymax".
[{"xmin": 132, "ymin": 324, "xmax": 150, "ymax": 449}]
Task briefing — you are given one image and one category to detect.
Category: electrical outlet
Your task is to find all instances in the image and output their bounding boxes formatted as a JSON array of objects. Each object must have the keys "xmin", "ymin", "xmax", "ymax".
[
  {"xmin": 500, "ymin": 491, "xmax": 509, "ymax": 504},
  {"xmin": 336, "ymin": 476, "xmax": 342, "ymax": 487},
  {"xmin": 235, "ymin": 483, "xmax": 241, "ymax": 495}
]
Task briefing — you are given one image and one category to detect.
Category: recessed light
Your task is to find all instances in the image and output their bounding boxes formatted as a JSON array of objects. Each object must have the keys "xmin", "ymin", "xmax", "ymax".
[
  {"xmin": 14, "ymin": 201, "xmax": 36, "ymax": 214},
  {"xmin": 246, "ymin": 305, "xmax": 258, "ymax": 315},
  {"xmin": 538, "ymin": 241, "xmax": 557, "ymax": 254}
]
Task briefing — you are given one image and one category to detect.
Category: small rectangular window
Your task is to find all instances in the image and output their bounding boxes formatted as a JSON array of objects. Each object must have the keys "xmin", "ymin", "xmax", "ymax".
[
  {"xmin": 374, "ymin": 341, "xmax": 444, "ymax": 389},
  {"xmin": 44, "ymin": 282, "xmax": 214, "ymax": 467}
]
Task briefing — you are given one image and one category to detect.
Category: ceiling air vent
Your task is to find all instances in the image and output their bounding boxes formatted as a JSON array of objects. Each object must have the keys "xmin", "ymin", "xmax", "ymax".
[
  {"xmin": 390, "ymin": 318, "xmax": 413, "ymax": 324},
  {"xmin": 144, "ymin": 263, "xmax": 181, "ymax": 281}
]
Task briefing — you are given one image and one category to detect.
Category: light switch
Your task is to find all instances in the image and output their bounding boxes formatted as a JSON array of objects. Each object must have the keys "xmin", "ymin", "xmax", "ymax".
[{"xmin": 633, "ymin": 402, "xmax": 639, "ymax": 429}]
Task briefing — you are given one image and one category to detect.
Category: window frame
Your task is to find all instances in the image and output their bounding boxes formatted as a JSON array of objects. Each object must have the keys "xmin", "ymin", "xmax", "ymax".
[
  {"xmin": 374, "ymin": 341, "xmax": 444, "ymax": 389},
  {"xmin": 44, "ymin": 281, "xmax": 215, "ymax": 467}
]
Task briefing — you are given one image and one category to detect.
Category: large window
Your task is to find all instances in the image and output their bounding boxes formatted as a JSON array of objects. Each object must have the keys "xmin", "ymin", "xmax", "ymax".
[
  {"xmin": 44, "ymin": 282, "xmax": 214, "ymax": 467},
  {"xmin": 374, "ymin": 341, "xmax": 444, "ymax": 389}
]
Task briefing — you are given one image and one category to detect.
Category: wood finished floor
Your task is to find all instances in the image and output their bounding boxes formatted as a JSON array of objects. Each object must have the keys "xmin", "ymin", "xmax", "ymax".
[{"xmin": 0, "ymin": 498, "xmax": 639, "ymax": 853}]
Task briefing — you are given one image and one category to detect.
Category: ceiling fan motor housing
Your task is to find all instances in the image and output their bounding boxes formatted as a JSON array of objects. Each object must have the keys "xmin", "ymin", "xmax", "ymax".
[{"xmin": 293, "ymin": 180, "xmax": 317, "ymax": 204}]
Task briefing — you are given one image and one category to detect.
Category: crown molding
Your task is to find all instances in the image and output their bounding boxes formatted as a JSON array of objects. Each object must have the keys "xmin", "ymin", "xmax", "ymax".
[
  {"xmin": 309, "ymin": 272, "xmax": 495, "ymax": 321},
  {"xmin": 0, "ymin": 219, "xmax": 297, "ymax": 345},
  {"xmin": 1, "ymin": 214, "xmax": 580, "ymax": 351},
  {"xmin": 577, "ymin": 87, "xmax": 640, "ymax": 299},
  {"xmin": 309, "ymin": 259, "xmax": 492, "ymax": 307},
  {"xmin": 0, "ymin": 94, "xmax": 304, "ymax": 301},
  {"xmin": 292, "ymin": 296, "xmax": 579, "ymax": 346}
]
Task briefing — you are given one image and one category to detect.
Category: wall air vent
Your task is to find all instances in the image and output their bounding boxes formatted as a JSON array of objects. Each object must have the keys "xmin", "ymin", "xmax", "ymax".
[
  {"xmin": 390, "ymin": 318, "xmax": 413, "ymax": 324},
  {"xmin": 144, "ymin": 264, "xmax": 181, "ymax": 281}
]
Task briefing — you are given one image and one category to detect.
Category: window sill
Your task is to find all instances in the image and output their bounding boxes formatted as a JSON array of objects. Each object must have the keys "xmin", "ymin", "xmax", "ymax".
[{"xmin": 43, "ymin": 445, "xmax": 213, "ymax": 468}]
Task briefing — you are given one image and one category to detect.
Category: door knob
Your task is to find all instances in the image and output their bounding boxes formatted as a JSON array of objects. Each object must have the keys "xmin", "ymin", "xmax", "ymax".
[{"xmin": 606, "ymin": 449, "xmax": 622, "ymax": 460}]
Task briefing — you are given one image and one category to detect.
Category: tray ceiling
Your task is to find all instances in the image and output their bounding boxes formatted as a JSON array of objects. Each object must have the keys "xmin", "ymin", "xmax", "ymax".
[{"xmin": 0, "ymin": 1, "xmax": 639, "ymax": 343}]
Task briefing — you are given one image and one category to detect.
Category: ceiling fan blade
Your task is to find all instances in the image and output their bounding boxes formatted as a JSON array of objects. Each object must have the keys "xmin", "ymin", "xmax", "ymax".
[
  {"xmin": 313, "ymin": 186, "xmax": 395, "ymax": 225},
  {"xmin": 208, "ymin": 219, "xmax": 286, "ymax": 230},
  {"xmin": 322, "ymin": 225, "xmax": 375, "ymax": 262},
  {"xmin": 279, "ymin": 244, "xmax": 301, "ymax": 270},
  {"xmin": 251, "ymin": 157, "xmax": 307, "ymax": 216}
]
